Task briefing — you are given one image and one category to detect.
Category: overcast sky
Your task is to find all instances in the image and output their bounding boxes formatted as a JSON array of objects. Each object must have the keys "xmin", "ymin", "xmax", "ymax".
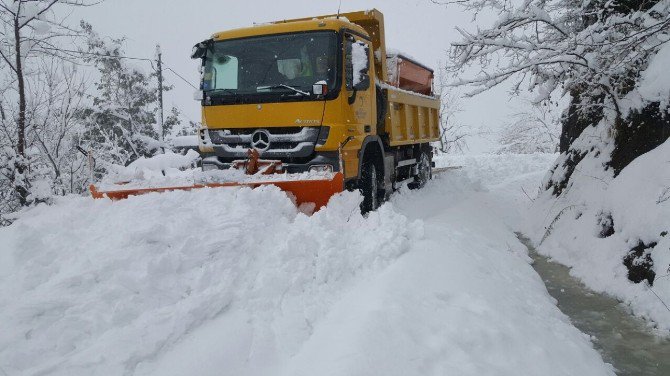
[{"xmin": 72, "ymin": 0, "xmax": 529, "ymax": 152}]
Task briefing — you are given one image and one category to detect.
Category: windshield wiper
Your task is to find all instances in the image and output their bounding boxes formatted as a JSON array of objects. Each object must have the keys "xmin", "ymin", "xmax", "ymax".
[
  {"xmin": 206, "ymin": 88, "xmax": 237, "ymax": 95},
  {"xmin": 265, "ymin": 84, "xmax": 308, "ymax": 96}
]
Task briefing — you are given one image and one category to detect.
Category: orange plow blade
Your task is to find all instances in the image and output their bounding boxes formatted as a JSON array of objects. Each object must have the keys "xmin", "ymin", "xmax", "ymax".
[{"xmin": 90, "ymin": 172, "xmax": 344, "ymax": 211}]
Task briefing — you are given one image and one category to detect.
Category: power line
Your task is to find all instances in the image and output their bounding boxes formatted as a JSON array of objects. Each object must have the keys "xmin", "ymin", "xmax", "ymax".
[
  {"xmin": 164, "ymin": 66, "xmax": 198, "ymax": 90},
  {"xmin": 38, "ymin": 45, "xmax": 198, "ymax": 89},
  {"xmin": 41, "ymin": 45, "xmax": 154, "ymax": 62}
]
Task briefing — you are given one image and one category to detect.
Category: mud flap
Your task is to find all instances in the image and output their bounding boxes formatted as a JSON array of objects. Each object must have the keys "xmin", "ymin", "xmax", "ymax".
[{"xmin": 383, "ymin": 154, "xmax": 395, "ymax": 198}]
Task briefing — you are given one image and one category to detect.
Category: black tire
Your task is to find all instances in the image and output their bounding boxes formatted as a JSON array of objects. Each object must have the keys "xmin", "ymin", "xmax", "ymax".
[
  {"xmin": 408, "ymin": 151, "xmax": 432, "ymax": 190},
  {"xmin": 360, "ymin": 160, "xmax": 380, "ymax": 214}
]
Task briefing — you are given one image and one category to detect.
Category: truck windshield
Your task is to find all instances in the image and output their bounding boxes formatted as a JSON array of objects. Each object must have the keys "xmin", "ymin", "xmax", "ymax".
[{"xmin": 203, "ymin": 31, "xmax": 338, "ymax": 99}]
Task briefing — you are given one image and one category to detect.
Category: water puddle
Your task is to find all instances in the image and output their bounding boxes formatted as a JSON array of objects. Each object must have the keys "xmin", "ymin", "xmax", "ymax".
[{"xmin": 517, "ymin": 234, "xmax": 670, "ymax": 375}]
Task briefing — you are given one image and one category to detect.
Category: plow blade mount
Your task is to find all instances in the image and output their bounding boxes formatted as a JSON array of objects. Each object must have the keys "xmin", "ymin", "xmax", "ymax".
[{"xmin": 89, "ymin": 172, "xmax": 344, "ymax": 211}]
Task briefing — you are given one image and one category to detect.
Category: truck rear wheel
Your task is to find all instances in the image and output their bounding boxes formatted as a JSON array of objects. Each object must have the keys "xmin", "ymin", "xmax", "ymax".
[
  {"xmin": 409, "ymin": 151, "xmax": 431, "ymax": 190},
  {"xmin": 360, "ymin": 161, "xmax": 380, "ymax": 213}
]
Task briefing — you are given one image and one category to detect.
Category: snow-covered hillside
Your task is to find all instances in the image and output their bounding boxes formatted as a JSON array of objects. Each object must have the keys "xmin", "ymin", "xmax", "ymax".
[
  {"xmin": 0, "ymin": 154, "xmax": 615, "ymax": 375},
  {"xmin": 528, "ymin": 136, "xmax": 670, "ymax": 333}
]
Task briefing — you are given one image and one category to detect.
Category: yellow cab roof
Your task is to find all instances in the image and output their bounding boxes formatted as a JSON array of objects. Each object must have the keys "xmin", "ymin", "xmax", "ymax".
[{"xmin": 211, "ymin": 17, "xmax": 369, "ymax": 41}]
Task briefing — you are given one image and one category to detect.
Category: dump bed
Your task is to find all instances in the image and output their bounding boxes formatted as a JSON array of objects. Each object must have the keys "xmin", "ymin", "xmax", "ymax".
[
  {"xmin": 382, "ymin": 86, "xmax": 440, "ymax": 147},
  {"xmin": 383, "ymin": 50, "xmax": 439, "ymax": 147}
]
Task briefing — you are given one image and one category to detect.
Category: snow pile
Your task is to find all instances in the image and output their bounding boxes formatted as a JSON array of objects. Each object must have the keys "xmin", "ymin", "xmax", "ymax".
[
  {"xmin": 620, "ymin": 40, "xmax": 670, "ymax": 113},
  {"xmin": 97, "ymin": 151, "xmax": 334, "ymax": 191},
  {"xmin": 170, "ymin": 135, "xmax": 198, "ymax": 149},
  {"xmin": 104, "ymin": 149, "xmax": 200, "ymax": 183},
  {"xmin": 0, "ymin": 188, "xmax": 420, "ymax": 375},
  {"xmin": 0, "ymin": 153, "xmax": 615, "ymax": 375},
  {"xmin": 636, "ymin": 41, "xmax": 670, "ymax": 108},
  {"xmin": 526, "ymin": 136, "xmax": 670, "ymax": 332}
]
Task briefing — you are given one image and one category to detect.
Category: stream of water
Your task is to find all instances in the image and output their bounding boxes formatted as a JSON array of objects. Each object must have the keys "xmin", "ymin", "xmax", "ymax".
[{"xmin": 517, "ymin": 234, "xmax": 670, "ymax": 375}]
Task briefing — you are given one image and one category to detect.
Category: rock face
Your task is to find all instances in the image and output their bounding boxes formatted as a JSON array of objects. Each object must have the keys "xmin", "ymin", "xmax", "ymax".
[
  {"xmin": 559, "ymin": 91, "xmax": 605, "ymax": 154},
  {"xmin": 610, "ymin": 102, "xmax": 670, "ymax": 175},
  {"xmin": 623, "ymin": 241, "xmax": 658, "ymax": 286}
]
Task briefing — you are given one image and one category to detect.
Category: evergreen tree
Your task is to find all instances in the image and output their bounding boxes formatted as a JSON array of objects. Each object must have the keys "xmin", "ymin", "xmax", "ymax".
[{"xmin": 80, "ymin": 24, "xmax": 184, "ymax": 171}]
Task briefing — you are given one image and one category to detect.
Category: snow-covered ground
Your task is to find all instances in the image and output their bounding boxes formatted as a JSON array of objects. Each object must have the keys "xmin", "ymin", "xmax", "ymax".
[
  {"xmin": 527, "ymin": 136, "xmax": 670, "ymax": 333},
  {"xmin": 0, "ymin": 153, "xmax": 616, "ymax": 375}
]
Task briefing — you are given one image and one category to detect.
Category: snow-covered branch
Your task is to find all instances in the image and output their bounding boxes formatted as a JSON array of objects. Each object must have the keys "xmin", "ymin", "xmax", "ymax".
[
  {"xmin": 446, "ymin": 0, "xmax": 670, "ymax": 116},
  {"xmin": 435, "ymin": 65, "xmax": 470, "ymax": 153}
]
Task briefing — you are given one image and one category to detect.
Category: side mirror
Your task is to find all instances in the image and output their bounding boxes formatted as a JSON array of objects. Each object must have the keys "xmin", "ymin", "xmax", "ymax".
[{"xmin": 191, "ymin": 40, "xmax": 211, "ymax": 59}]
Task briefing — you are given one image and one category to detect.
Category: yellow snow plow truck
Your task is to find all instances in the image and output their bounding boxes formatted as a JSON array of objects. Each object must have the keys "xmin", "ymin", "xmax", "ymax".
[{"xmin": 92, "ymin": 9, "xmax": 440, "ymax": 212}]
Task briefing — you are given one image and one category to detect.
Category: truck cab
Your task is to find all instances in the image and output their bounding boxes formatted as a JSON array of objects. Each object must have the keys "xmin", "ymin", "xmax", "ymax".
[{"xmin": 192, "ymin": 10, "xmax": 440, "ymax": 211}]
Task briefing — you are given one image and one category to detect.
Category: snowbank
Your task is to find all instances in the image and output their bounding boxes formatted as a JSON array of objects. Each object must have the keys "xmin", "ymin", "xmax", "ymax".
[
  {"xmin": 526, "ymin": 135, "xmax": 670, "ymax": 333},
  {"xmin": 103, "ymin": 149, "xmax": 200, "ymax": 184},
  {"xmin": 0, "ymin": 187, "xmax": 420, "ymax": 375},
  {"xmin": 0, "ymin": 153, "xmax": 614, "ymax": 375},
  {"xmin": 625, "ymin": 41, "xmax": 670, "ymax": 111}
]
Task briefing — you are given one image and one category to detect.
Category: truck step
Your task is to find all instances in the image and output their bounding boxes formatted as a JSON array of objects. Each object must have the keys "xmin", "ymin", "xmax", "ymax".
[{"xmin": 396, "ymin": 158, "xmax": 417, "ymax": 168}]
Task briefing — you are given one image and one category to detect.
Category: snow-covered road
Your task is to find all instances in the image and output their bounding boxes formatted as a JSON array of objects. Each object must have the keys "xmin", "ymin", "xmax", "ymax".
[{"xmin": 0, "ymin": 154, "xmax": 615, "ymax": 375}]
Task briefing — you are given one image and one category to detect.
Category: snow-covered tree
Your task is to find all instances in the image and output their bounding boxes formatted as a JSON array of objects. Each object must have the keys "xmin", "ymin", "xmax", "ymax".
[
  {"xmin": 445, "ymin": 0, "xmax": 669, "ymax": 110},
  {"xmin": 441, "ymin": 0, "xmax": 669, "ymax": 173},
  {"xmin": 80, "ymin": 24, "xmax": 184, "ymax": 172},
  {"xmin": 435, "ymin": 66, "xmax": 469, "ymax": 153},
  {"xmin": 497, "ymin": 103, "xmax": 560, "ymax": 154},
  {"xmin": 26, "ymin": 59, "xmax": 89, "ymax": 193},
  {"xmin": 0, "ymin": 0, "xmax": 98, "ymax": 214}
]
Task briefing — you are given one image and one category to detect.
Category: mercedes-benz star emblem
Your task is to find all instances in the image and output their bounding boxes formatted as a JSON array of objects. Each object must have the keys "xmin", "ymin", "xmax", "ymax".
[{"xmin": 251, "ymin": 129, "xmax": 270, "ymax": 151}]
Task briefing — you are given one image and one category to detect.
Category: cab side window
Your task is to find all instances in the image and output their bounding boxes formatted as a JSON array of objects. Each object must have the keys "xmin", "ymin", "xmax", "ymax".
[{"xmin": 345, "ymin": 35, "xmax": 370, "ymax": 91}]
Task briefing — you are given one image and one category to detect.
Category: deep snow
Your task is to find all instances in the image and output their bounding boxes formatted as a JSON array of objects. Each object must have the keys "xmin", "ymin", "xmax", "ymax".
[
  {"xmin": 527, "ymin": 135, "xmax": 670, "ymax": 333},
  {"xmin": 0, "ymin": 153, "xmax": 615, "ymax": 375}
]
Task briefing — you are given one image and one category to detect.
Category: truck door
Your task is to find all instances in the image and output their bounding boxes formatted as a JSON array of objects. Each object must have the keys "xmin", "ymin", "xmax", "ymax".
[{"xmin": 343, "ymin": 33, "xmax": 375, "ymax": 178}]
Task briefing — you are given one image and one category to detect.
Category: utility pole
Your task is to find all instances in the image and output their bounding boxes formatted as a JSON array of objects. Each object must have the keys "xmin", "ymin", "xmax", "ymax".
[{"xmin": 156, "ymin": 44, "xmax": 165, "ymax": 153}]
